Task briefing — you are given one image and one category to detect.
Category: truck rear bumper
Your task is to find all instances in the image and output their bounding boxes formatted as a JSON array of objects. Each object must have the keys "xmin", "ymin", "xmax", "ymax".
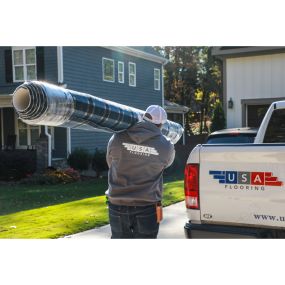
[{"xmin": 184, "ymin": 222, "xmax": 271, "ymax": 239}]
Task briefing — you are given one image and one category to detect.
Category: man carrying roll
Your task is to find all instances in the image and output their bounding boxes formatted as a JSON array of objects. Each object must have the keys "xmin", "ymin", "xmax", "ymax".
[{"xmin": 106, "ymin": 105, "xmax": 175, "ymax": 239}]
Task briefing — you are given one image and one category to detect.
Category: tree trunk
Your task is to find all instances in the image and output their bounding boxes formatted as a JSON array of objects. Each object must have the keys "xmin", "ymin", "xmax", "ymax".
[{"xmin": 199, "ymin": 107, "xmax": 204, "ymax": 134}]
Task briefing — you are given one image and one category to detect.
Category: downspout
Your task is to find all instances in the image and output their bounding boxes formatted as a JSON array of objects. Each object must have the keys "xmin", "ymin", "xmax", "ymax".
[
  {"xmin": 161, "ymin": 64, "xmax": 165, "ymax": 107},
  {"xmin": 44, "ymin": 126, "xmax": 52, "ymax": 166},
  {"xmin": 66, "ymin": 128, "xmax": 71, "ymax": 157},
  {"xmin": 57, "ymin": 46, "xmax": 71, "ymax": 158}
]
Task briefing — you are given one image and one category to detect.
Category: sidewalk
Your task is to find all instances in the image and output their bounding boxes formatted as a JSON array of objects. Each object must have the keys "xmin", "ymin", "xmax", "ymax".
[{"xmin": 65, "ymin": 201, "xmax": 187, "ymax": 239}]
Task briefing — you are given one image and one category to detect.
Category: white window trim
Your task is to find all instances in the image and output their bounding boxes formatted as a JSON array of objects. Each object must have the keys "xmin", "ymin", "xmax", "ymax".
[
  {"xmin": 14, "ymin": 113, "xmax": 54, "ymax": 149},
  {"xmin": 154, "ymin": 68, "xmax": 161, "ymax": 91},
  {"xmin": 102, "ymin": 57, "xmax": 115, "ymax": 82},
  {"xmin": 118, "ymin": 61, "xmax": 124, "ymax": 83},
  {"xmin": 12, "ymin": 46, "xmax": 37, "ymax": 83},
  {"xmin": 129, "ymin": 62, "xmax": 136, "ymax": 87}
]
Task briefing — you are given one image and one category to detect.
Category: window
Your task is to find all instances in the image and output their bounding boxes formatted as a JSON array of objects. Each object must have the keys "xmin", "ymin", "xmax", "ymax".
[
  {"xmin": 154, "ymin": 68, "xmax": 160, "ymax": 90},
  {"xmin": 16, "ymin": 117, "xmax": 54, "ymax": 149},
  {"xmin": 102, "ymin": 58, "xmax": 115, "ymax": 82},
  {"xmin": 263, "ymin": 109, "xmax": 285, "ymax": 143},
  {"xmin": 129, "ymin": 62, "xmax": 136, "ymax": 87},
  {"xmin": 118, "ymin": 61, "xmax": 124, "ymax": 83},
  {"xmin": 12, "ymin": 47, "xmax": 37, "ymax": 82}
]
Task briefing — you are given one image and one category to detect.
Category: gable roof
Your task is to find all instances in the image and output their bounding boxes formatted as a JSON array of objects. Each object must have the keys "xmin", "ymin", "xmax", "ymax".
[
  {"xmin": 164, "ymin": 100, "xmax": 189, "ymax": 114},
  {"xmin": 104, "ymin": 46, "xmax": 168, "ymax": 65},
  {"xmin": 130, "ymin": 46, "xmax": 162, "ymax": 57},
  {"xmin": 212, "ymin": 46, "xmax": 285, "ymax": 59}
]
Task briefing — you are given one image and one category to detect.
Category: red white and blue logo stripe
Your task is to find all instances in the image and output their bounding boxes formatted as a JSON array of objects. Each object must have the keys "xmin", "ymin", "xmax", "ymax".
[{"xmin": 209, "ymin": 170, "xmax": 283, "ymax": 186}]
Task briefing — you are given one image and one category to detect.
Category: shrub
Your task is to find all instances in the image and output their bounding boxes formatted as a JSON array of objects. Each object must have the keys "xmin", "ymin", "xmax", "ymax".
[
  {"xmin": 20, "ymin": 167, "xmax": 81, "ymax": 185},
  {"xmin": 67, "ymin": 148, "xmax": 91, "ymax": 171},
  {"xmin": 45, "ymin": 168, "xmax": 81, "ymax": 184},
  {"xmin": 92, "ymin": 148, "xmax": 108, "ymax": 178},
  {"xmin": 0, "ymin": 150, "xmax": 36, "ymax": 181},
  {"xmin": 211, "ymin": 102, "xmax": 226, "ymax": 132},
  {"xmin": 63, "ymin": 167, "xmax": 81, "ymax": 181}
]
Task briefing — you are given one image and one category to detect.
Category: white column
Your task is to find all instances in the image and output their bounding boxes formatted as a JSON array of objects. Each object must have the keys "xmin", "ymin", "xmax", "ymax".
[
  {"xmin": 182, "ymin": 113, "xmax": 185, "ymax": 145},
  {"xmin": 57, "ymin": 46, "xmax": 64, "ymax": 83},
  {"xmin": 45, "ymin": 126, "xmax": 52, "ymax": 166}
]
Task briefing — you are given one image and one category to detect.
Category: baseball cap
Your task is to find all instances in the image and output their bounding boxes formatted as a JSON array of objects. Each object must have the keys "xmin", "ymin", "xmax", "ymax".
[{"xmin": 143, "ymin": 105, "xmax": 167, "ymax": 125}]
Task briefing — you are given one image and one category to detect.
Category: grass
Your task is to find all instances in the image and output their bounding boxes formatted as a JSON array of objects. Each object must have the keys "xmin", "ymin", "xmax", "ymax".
[
  {"xmin": 0, "ymin": 179, "xmax": 107, "ymax": 215},
  {"xmin": 0, "ymin": 177, "xmax": 184, "ymax": 239}
]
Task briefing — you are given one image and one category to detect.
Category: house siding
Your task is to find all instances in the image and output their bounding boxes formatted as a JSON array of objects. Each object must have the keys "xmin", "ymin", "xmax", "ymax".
[
  {"xmin": 0, "ymin": 46, "xmax": 58, "ymax": 95},
  {"xmin": 44, "ymin": 47, "xmax": 58, "ymax": 84},
  {"xmin": 63, "ymin": 46, "xmax": 163, "ymax": 151},
  {"xmin": 226, "ymin": 53, "xmax": 285, "ymax": 128},
  {"xmin": 53, "ymin": 127, "xmax": 67, "ymax": 158},
  {"xmin": 70, "ymin": 129, "xmax": 112, "ymax": 153}
]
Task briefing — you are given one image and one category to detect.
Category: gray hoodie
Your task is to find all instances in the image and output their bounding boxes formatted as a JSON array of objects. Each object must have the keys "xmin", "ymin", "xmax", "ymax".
[{"xmin": 106, "ymin": 120, "xmax": 175, "ymax": 206}]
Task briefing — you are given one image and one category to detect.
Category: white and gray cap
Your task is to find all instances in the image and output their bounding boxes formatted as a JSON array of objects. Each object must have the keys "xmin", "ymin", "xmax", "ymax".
[{"xmin": 143, "ymin": 105, "xmax": 167, "ymax": 125}]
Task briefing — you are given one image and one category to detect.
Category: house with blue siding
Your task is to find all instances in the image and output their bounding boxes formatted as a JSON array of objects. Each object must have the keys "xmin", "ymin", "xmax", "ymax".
[{"xmin": 0, "ymin": 46, "xmax": 167, "ymax": 165}]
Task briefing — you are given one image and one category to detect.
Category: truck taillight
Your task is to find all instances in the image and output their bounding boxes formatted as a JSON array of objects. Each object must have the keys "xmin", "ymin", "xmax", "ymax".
[{"xmin": 184, "ymin": 164, "xmax": 199, "ymax": 209}]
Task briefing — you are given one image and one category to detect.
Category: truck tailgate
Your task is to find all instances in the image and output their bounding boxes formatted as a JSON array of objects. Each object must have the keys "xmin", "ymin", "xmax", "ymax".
[{"xmin": 199, "ymin": 144, "xmax": 285, "ymax": 229}]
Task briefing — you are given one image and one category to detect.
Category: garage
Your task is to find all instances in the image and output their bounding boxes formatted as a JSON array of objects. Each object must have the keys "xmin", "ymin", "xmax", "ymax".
[{"xmin": 212, "ymin": 47, "xmax": 285, "ymax": 129}]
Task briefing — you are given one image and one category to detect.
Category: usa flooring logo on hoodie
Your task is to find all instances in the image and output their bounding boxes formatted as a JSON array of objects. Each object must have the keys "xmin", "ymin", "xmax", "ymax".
[
  {"xmin": 122, "ymin": 143, "xmax": 159, "ymax": 156},
  {"xmin": 209, "ymin": 170, "xmax": 283, "ymax": 191}
]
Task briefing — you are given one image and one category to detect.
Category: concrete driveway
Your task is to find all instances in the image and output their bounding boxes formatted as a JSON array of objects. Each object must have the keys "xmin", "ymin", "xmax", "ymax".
[{"xmin": 65, "ymin": 201, "xmax": 187, "ymax": 239}]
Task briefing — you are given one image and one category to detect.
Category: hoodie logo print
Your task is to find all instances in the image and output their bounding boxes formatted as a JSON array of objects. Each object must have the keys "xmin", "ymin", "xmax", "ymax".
[{"xmin": 122, "ymin": 143, "xmax": 159, "ymax": 156}]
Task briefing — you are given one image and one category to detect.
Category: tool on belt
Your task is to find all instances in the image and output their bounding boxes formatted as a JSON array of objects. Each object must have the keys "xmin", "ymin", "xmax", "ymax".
[{"xmin": 156, "ymin": 202, "xmax": 163, "ymax": 223}]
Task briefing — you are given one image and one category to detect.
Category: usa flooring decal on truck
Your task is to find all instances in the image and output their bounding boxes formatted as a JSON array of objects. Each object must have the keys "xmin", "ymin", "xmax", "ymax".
[{"xmin": 209, "ymin": 171, "xmax": 283, "ymax": 191}]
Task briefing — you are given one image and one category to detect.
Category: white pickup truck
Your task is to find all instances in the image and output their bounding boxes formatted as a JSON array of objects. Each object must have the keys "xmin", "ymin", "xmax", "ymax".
[{"xmin": 184, "ymin": 100, "xmax": 285, "ymax": 238}]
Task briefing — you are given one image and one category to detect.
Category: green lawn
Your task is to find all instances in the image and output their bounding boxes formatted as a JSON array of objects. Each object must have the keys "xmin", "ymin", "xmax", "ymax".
[{"xmin": 0, "ymin": 178, "xmax": 184, "ymax": 238}]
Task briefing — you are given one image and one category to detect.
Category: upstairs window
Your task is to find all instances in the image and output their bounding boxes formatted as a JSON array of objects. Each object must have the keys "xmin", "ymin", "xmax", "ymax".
[
  {"xmin": 102, "ymin": 58, "xmax": 115, "ymax": 82},
  {"xmin": 154, "ymin": 68, "xmax": 160, "ymax": 90},
  {"xmin": 129, "ymin": 62, "xmax": 136, "ymax": 87},
  {"xmin": 118, "ymin": 61, "xmax": 124, "ymax": 83},
  {"xmin": 12, "ymin": 47, "xmax": 37, "ymax": 82}
]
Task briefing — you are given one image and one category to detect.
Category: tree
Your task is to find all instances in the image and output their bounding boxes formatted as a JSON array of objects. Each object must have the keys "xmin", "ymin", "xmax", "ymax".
[
  {"xmin": 195, "ymin": 47, "xmax": 222, "ymax": 134},
  {"xmin": 155, "ymin": 46, "xmax": 222, "ymax": 134},
  {"xmin": 210, "ymin": 102, "xmax": 226, "ymax": 132},
  {"xmin": 155, "ymin": 46, "xmax": 199, "ymax": 134}
]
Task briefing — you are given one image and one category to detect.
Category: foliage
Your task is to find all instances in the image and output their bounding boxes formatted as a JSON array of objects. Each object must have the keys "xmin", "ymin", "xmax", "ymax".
[
  {"xmin": 67, "ymin": 148, "xmax": 91, "ymax": 171},
  {"xmin": 210, "ymin": 102, "xmax": 226, "ymax": 132},
  {"xmin": 154, "ymin": 46, "xmax": 222, "ymax": 134},
  {"xmin": 0, "ymin": 150, "xmax": 36, "ymax": 181},
  {"xmin": 91, "ymin": 148, "xmax": 108, "ymax": 178},
  {"xmin": 20, "ymin": 167, "xmax": 81, "ymax": 185}
]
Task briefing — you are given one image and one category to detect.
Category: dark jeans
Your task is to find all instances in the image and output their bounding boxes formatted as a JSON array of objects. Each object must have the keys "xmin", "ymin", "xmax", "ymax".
[{"xmin": 108, "ymin": 202, "xmax": 159, "ymax": 239}]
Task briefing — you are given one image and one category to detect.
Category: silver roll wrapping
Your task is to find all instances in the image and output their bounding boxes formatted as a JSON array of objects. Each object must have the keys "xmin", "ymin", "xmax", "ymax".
[{"xmin": 12, "ymin": 81, "xmax": 184, "ymax": 144}]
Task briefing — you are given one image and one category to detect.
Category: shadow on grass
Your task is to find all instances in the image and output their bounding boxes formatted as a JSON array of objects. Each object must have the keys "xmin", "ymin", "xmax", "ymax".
[{"xmin": 0, "ymin": 178, "xmax": 108, "ymax": 216}]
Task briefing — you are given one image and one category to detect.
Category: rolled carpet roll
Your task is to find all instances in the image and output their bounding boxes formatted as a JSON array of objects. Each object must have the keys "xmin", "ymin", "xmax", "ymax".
[{"xmin": 12, "ymin": 81, "xmax": 184, "ymax": 144}]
